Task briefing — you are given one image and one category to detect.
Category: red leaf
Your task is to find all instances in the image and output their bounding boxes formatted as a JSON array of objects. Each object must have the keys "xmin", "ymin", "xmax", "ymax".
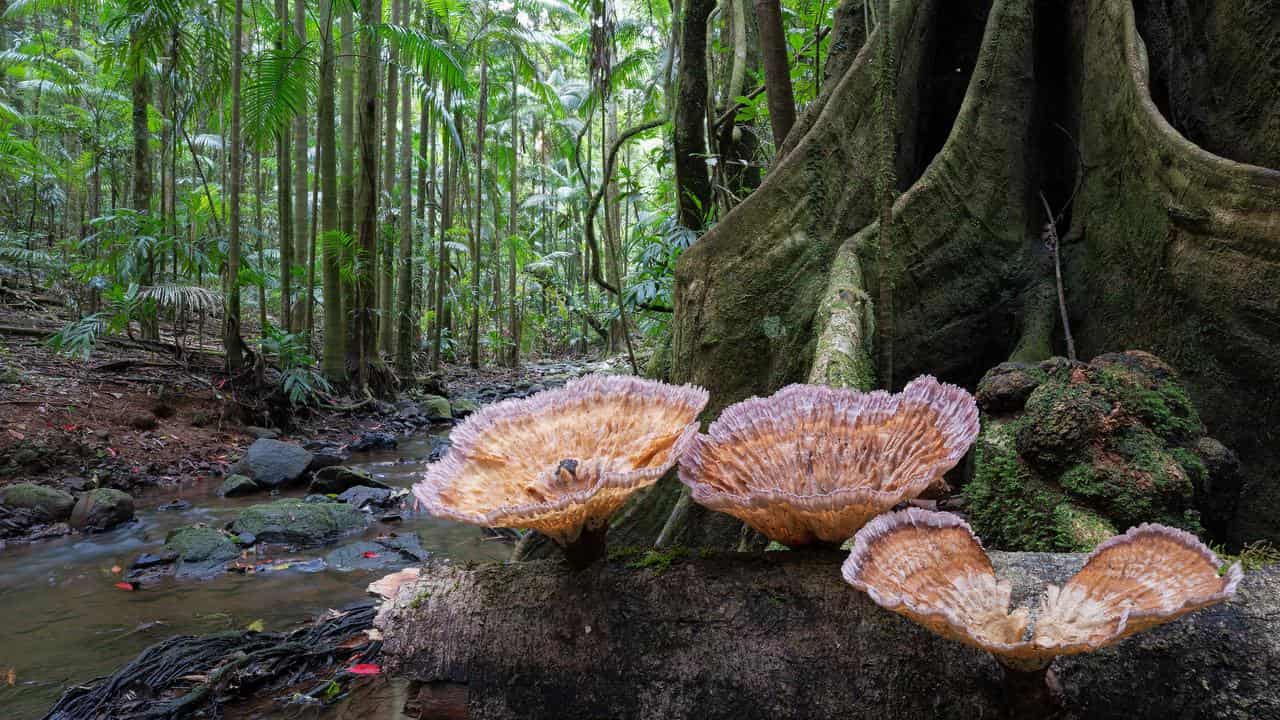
[
  {"xmin": 106, "ymin": 447, "xmax": 118, "ymax": 457},
  {"xmin": 347, "ymin": 664, "xmax": 381, "ymax": 676},
  {"xmin": 114, "ymin": 582, "xmax": 135, "ymax": 592},
  {"xmin": 62, "ymin": 424, "xmax": 78, "ymax": 432},
  {"xmin": 361, "ymin": 551, "xmax": 379, "ymax": 559},
  {"xmin": 111, "ymin": 565, "xmax": 122, "ymax": 574}
]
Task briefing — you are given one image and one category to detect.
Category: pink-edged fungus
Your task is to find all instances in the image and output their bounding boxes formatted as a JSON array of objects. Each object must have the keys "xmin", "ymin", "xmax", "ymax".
[
  {"xmin": 677, "ymin": 376, "xmax": 978, "ymax": 548},
  {"xmin": 413, "ymin": 374, "xmax": 708, "ymax": 569},
  {"xmin": 843, "ymin": 508, "xmax": 1241, "ymax": 716}
]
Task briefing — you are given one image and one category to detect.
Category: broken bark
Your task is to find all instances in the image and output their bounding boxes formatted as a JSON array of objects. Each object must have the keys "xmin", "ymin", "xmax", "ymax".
[{"xmin": 377, "ymin": 552, "xmax": 1279, "ymax": 720}]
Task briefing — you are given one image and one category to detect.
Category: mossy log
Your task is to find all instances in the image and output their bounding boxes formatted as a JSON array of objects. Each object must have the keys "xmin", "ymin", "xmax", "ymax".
[{"xmin": 377, "ymin": 552, "xmax": 1278, "ymax": 720}]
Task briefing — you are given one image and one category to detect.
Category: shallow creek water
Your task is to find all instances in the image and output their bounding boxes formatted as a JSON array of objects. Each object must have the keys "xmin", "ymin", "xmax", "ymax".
[{"xmin": 0, "ymin": 432, "xmax": 506, "ymax": 719}]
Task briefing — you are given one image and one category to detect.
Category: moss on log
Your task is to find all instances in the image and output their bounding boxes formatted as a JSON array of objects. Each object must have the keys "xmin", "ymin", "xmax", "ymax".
[{"xmin": 378, "ymin": 552, "xmax": 1278, "ymax": 720}]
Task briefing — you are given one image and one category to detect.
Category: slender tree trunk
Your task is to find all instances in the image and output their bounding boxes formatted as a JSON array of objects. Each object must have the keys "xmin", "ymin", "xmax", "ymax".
[
  {"xmin": 130, "ymin": 26, "xmax": 157, "ymax": 340},
  {"xmin": 319, "ymin": 0, "xmax": 345, "ymax": 382},
  {"xmin": 339, "ymin": 0, "xmax": 358, "ymax": 375},
  {"xmin": 379, "ymin": 0, "xmax": 401, "ymax": 356},
  {"xmin": 754, "ymin": 0, "xmax": 796, "ymax": 148},
  {"xmin": 356, "ymin": 0, "xmax": 382, "ymax": 389},
  {"xmin": 305, "ymin": 129, "xmax": 320, "ymax": 338},
  {"xmin": 506, "ymin": 62, "xmax": 519, "ymax": 368},
  {"xmin": 418, "ymin": 71, "xmax": 433, "ymax": 351},
  {"xmin": 430, "ymin": 90, "xmax": 452, "ymax": 371},
  {"xmin": 276, "ymin": 0, "xmax": 293, "ymax": 332},
  {"xmin": 469, "ymin": 52, "xmax": 488, "ymax": 368},
  {"xmin": 291, "ymin": 0, "xmax": 309, "ymax": 333},
  {"xmin": 255, "ymin": 148, "xmax": 267, "ymax": 332},
  {"xmin": 673, "ymin": 0, "xmax": 714, "ymax": 230},
  {"xmin": 225, "ymin": 0, "xmax": 246, "ymax": 371},
  {"xmin": 394, "ymin": 21, "xmax": 414, "ymax": 378}
]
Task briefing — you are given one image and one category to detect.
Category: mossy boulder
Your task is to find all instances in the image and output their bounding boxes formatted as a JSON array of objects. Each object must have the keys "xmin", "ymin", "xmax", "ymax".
[
  {"xmin": 163, "ymin": 525, "xmax": 241, "ymax": 576},
  {"xmin": 308, "ymin": 466, "xmax": 388, "ymax": 494},
  {"xmin": 964, "ymin": 351, "xmax": 1238, "ymax": 551},
  {"xmin": 419, "ymin": 395, "xmax": 452, "ymax": 421},
  {"xmin": 230, "ymin": 499, "xmax": 369, "ymax": 547},
  {"xmin": 217, "ymin": 474, "xmax": 260, "ymax": 497},
  {"xmin": 0, "ymin": 482, "xmax": 75, "ymax": 522},
  {"xmin": 69, "ymin": 488, "xmax": 135, "ymax": 532}
]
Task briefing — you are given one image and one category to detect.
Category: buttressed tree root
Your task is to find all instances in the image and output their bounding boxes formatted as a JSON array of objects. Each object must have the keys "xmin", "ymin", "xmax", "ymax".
[{"xmin": 844, "ymin": 508, "xmax": 1240, "ymax": 719}]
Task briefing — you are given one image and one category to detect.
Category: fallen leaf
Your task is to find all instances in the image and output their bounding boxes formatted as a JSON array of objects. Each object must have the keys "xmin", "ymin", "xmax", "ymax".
[
  {"xmin": 246, "ymin": 619, "xmax": 265, "ymax": 632},
  {"xmin": 106, "ymin": 447, "xmax": 118, "ymax": 457},
  {"xmin": 361, "ymin": 551, "xmax": 379, "ymax": 559},
  {"xmin": 111, "ymin": 565, "xmax": 122, "ymax": 574},
  {"xmin": 347, "ymin": 664, "xmax": 381, "ymax": 676},
  {"xmin": 114, "ymin": 582, "xmax": 136, "ymax": 592},
  {"xmin": 5, "ymin": 667, "xmax": 15, "ymax": 686},
  {"xmin": 6, "ymin": 429, "xmax": 24, "ymax": 441}
]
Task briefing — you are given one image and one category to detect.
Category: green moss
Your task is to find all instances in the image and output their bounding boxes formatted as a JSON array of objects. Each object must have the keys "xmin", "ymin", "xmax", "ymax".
[
  {"xmin": 965, "ymin": 421, "xmax": 1074, "ymax": 551},
  {"xmin": 409, "ymin": 590, "xmax": 432, "ymax": 609},
  {"xmin": 1051, "ymin": 504, "xmax": 1117, "ymax": 551},
  {"xmin": 626, "ymin": 546, "xmax": 690, "ymax": 574},
  {"xmin": 1096, "ymin": 366, "xmax": 1202, "ymax": 440}
]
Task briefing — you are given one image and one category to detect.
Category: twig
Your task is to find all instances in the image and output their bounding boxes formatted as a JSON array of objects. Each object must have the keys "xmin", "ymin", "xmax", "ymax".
[{"xmin": 1039, "ymin": 191, "xmax": 1077, "ymax": 361}]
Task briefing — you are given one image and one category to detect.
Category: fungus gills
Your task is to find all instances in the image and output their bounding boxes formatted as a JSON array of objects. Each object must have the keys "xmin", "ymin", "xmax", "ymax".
[
  {"xmin": 843, "ymin": 508, "xmax": 1241, "ymax": 717},
  {"xmin": 679, "ymin": 376, "xmax": 979, "ymax": 548},
  {"xmin": 412, "ymin": 374, "xmax": 709, "ymax": 569}
]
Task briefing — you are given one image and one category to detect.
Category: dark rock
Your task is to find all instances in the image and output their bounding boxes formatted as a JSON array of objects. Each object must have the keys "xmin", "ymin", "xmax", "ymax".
[
  {"xmin": 349, "ymin": 431, "xmax": 397, "ymax": 452},
  {"xmin": 337, "ymin": 485, "xmax": 394, "ymax": 510},
  {"xmin": 1192, "ymin": 437, "xmax": 1242, "ymax": 539},
  {"xmin": 0, "ymin": 482, "xmax": 75, "ymax": 522},
  {"xmin": 324, "ymin": 533, "xmax": 429, "ymax": 570},
  {"xmin": 308, "ymin": 449, "xmax": 347, "ymax": 473},
  {"xmin": 244, "ymin": 426, "xmax": 281, "ymax": 440},
  {"xmin": 230, "ymin": 499, "xmax": 369, "ymax": 546},
  {"xmin": 974, "ymin": 362, "xmax": 1045, "ymax": 413},
  {"xmin": 451, "ymin": 398, "xmax": 480, "ymax": 418},
  {"xmin": 427, "ymin": 437, "xmax": 451, "ymax": 463},
  {"xmin": 310, "ymin": 466, "xmax": 389, "ymax": 494},
  {"xmin": 218, "ymin": 474, "xmax": 260, "ymax": 497},
  {"xmin": 1014, "ymin": 381, "xmax": 1111, "ymax": 469},
  {"xmin": 157, "ymin": 499, "xmax": 192, "ymax": 512},
  {"xmin": 163, "ymin": 525, "xmax": 241, "ymax": 576},
  {"xmin": 230, "ymin": 439, "xmax": 314, "ymax": 489},
  {"xmin": 235, "ymin": 532, "xmax": 256, "ymax": 546},
  {"xmin": 131, "ymin": 551, "xmax": 178, "ymax": 569},
  {"xmin": 128, "ymin": 415, "xmax": 159, "ymax": 431},
  {"xmin": 62, "ymin": 476, "xmax": 95, "ymax": 492},
  {"xmin": 69, "ymin": 488, "xmax": 135, "ymax": 531}
]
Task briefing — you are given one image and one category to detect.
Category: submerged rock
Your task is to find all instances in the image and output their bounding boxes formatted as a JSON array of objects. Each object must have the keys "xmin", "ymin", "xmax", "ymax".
[
  {"xmin": 0, "ymin": 482, "xmax": 75, "ymax": 522},
  {"xmin": 324, "ymin": 533, "xmax": 429, "ymax": 570},
  {"xmin": 230, "ymin": 499, "xmax": 369, "ymax": 546},
  {"xmin": 310, "ymin": 466, "xmax": 389, "ymax": 494},
  {"xmin": 965, "ymin": 351, "xmax": 1239, "ymax": 551},
  {"xmin": 69, "ymin": 488, "xmax": 135, "ymax": 531},
  {"xmin": 350, "ymin": 431, "xmax": 397, "ymax": 452},
  {"xmin": 337, "ymin": 485, "xmax": 396, "ymax": 510},
  {"xmin": 230, "ymin": 439, "xmax": 314, "ymax": 489},
  {"xmin": 218, "ymin": 474, "xmax": 260, "ymax": 497},
  {"xmin": 163, "ymin": 525, "xmax": 241, "ymax": 577}
]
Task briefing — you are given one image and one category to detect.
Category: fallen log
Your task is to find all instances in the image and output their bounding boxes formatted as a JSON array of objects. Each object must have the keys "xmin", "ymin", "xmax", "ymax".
[{"xmin": 376, "ymin": 550, "xmax": 1279, "ymax": 720}]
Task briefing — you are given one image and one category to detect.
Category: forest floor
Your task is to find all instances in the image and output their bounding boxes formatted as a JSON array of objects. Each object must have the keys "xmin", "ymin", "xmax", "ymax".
[{"xmin": 0, "ymin": 295, "xmax": 613, "ymax": 545}]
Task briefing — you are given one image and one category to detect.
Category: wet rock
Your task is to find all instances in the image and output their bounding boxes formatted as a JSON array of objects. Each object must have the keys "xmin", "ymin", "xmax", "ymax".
[
  {"xmin": 69, "ymin": 488, "xmax": 135, "ymax": 531},
  {"xmin": 164, "ymin": 525, "xmax": 241, "ymax": 576},
  {"xmin": 244, "ymin": 426, "xmax": 281, "ymax": 440},
  {"xmin": 325, "ymin": 533, "xmax": 429, "ymax": 570},
  {"xmin": 427, "ymin": 437, "xmax": 451, "ymax": 463},
  {"xmin": 349, "ymin": 431, "xmax": 397, "ymax": 452},
  {"xmin": 451, "ymin": 398, "xmax": 480, "ymax": 418},
  {"xmin": 230, "ymin": 499, "xmax": 369, "ymax": 546},
  {"xmin": 218, "ymin": 474, "xmax": 260, "ymax": 497},
  {"xmin": 308, "ymin": 449, "xmax": 347, "ymax": 473},
  {"xmin": 62, "ymin": 476, "xmax": 96, "ymax": 493},
  {"xmin": 230, "ymin": 439, "xmax": 314, "ymax": 489},
  {"xmin": 419, "ymin": 395, "xmax": 452, "ymax": 421},
  {"xmin": 337, "ymin": 485, "xmax": 394, "ymax": 510},
  {"xmin": 157, "ymin": 499, "xmax": 192, "ymax": 512},
  {"xmin": 965, "ymin": 351, "xmax": 1234, "ymax": 552},
  {"xmin": 131, "ymin": 551, "xmax": 178, "ymax": 569},
  {"xmin": 310, "ymin": 466, "xmax": 389, "ymax": 494},
  {"xmin": 0, "ymin": 482, "xmax": 75, "ymax": 522}
]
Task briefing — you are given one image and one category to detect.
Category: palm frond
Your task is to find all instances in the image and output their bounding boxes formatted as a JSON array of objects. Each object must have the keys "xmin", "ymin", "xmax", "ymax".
[
  {"xmin": 378, "ymin": 24, "xmax": 470, "ymax": 96},
  {"xmin": 138, "ymin": 284, "xmax": 222, "ymax": 313}
]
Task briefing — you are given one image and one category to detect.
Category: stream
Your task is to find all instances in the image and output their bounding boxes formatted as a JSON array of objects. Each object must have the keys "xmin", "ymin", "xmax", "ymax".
[{"xmin": 0, "ymin": 431, "xmax": 506, "ymax": 719}]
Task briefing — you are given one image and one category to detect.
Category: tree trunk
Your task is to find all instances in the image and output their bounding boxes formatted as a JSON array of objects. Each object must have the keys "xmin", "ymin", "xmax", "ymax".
[
  {"xmin": 394, "ymin": 25, "xmax": 414, "ymax": 378},
  {"xmin": 355, "ymin": 0, "xmax": 383, "ymax": 391},
  {"xmin": 224, "ymin": 0, "xmax": 245, "ymax": 371},
  {"xmin": 753, "ymin": 0, "xmax": 797, "ymax": 149},
  {"xmin": 378, "ymin": 553, "xmax": 1280, "ymax": 720},
  {"xmin": 673, "ymin": 0, "xmax": 715, "ymax": 231},
  {"xmin": 430, "ymin": 90, "xmax": 452, "ymax": 371},
  {"xmin": 276, "ymin": 0, "xmax": 293, "ymax": 333},
  {"xmin": 469, "ymin": 52, "xmax": 488, "ymax": 369},
  {"xmin": 292, "ymin": 0, "xmax": 309, "ymax": 334},
  {"xmin": 339, "ymin": 0, "xmax": 358, "ymax": 375},
  {"xmin": 379, "ymin": 0, "xmax": 401, "ymax": 357},
  {"xmin": 318, "ymin": 0, "xmax": 345, "ymax": 382},
  {"xmin": 505, "ymin": 62, "xmax": 519, "ymax": 368},
  {"xmin": 129, "ymin": 27, "xmax": 157, "ymax": 341}
]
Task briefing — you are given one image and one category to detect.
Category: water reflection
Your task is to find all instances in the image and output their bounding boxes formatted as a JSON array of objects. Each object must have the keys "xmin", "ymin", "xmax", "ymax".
[{"xmin": 0, "ymin": 433, "xmax": 503, "ymax": 719}]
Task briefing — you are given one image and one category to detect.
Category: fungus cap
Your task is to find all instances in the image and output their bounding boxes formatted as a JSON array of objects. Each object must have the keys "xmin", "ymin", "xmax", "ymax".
[
  {"xmin": 678, "ymin": 376, "xmax": 979, "ymax": 547},
  {"xmin": 412, "ymin": 374, "xmax": 708, "ymax": 545},
  {"xmin": 843, "ymin": 509, "xmax": 1241, "ymax": 671}
]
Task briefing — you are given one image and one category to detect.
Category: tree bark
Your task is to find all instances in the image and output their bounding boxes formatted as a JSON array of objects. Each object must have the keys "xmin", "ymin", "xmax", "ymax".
[
  {"xmin": 672, "ymin": 0, "xmax": 715, "ymax": 231},
  {"xmin": 291, "ymin": 0, "xmax": 309, "ymax": 334},
  {"xmin": 379, "ymin": 0, "xmax": 402, "ymax": 357},
  {"xmin": 355, "ymin": 0, "xmax": 382, "ymax": 390},
  {"xmin": 224, "ymin": 0, "xmax": 245, "ymax": 371},
  {"xmin": 469, "ymin": 51, "xmax": 488, "ymax": 369},
  {"xmin": 505, "ymin": 61, "xmax": 520, "ymax": 368},
  {"xmin": 318, "ymin": 0, "xmax": 345, "ymax": 382},
  {"xmin": 339, "ymin": 0, "xmax": 358, "ymax": 375},
  {"xmin": 394, "ymin": 20, "xmax": 414, "ymax": 378},
  {"xmin": 378, "ymin": 552, "xmax": 1280, "ymax": 720},
  {"xmin": 276, "ymin": 0, "xmax": 293, "ymax": 333},
  {"xmin": 754, "ymin": 0, "xmax": 796, "ymax": 149}
]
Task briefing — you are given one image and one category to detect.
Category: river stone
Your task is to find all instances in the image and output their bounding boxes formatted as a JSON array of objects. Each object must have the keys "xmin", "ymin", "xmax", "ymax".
[
  {"xmin": 337, "ymin": 485, "xmax": 394, "ymax": 510},
  {"xmin": 419, "ymin": 395, "xmax": 452, "ymax": 421},
  {"xmin": 230, "ymin": 439, "xmax": 314, "ymax": 489},
  {"xmin": 451, "ymin": 398, "xmax": 480, "ymax": 418},
  {"xmin": 0, "ymin": 482, "xmax": 75, "ymax": 522},
  {"xmin": 350, "ymin": 431, "xmax": 397, "ymax": 452},
  {"xmin": 163, "ymin": 525, "xmax": 241, "ymax": 576},
  {"xmin": 69, "ymin": 488, "xmax": 135, "ymax": 531},
  {"xmin": 230, "ymin": 499, "xmax": 369, "ymax": 546},
  {"xmin": 244, "ymin": 426, "xmax": 280, "ymax": 440},
  {"xmin": 218, "ymin": 474, "xmax": 260, "ymax": 497},
  {"xmin": 325, "ymin": 533, "xmax": 428, "ymax": 570},
  {"xmin": 310, "ymin": 466, "xmax": 389, "ymax": 494}
]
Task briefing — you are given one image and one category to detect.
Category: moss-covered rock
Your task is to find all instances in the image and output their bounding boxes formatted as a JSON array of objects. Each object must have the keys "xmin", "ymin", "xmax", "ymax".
[
  {"xmin": 69, "ymin": 488, "xmax": 135, "ymax": 532},
  {"xmin": 965, "ymin": 351, "xmax": 1237, "ymax": 551},
  {"xmin": 230, "ymin": 499, "xmax": 369, "ymax": 546},
  {"xmin": 0, "ymin": 482, "xmax": 75, "ymax": 522},
  {"xmin": 163, "ymin": 525, "xmax": 241, "ymax": 576}
]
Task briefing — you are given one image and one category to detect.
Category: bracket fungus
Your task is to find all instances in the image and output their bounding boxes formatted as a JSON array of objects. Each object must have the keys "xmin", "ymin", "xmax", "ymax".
[
  {"xmin": 677, "ymin": 376, "xmax": 979, "ymax": 548},
  {"xmin": 412, "ymin": 374, "xmax": 708, "ymax": 569},
  {"xmin": 843, "ymin": 508, "xmax": 1241, "ymax": 715}
]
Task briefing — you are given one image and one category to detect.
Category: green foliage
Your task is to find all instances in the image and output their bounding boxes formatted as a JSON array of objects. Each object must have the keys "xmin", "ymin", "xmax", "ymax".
[{"xmin": 260, "ymin": 325, "xmax": 332, "ymax": 406}]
